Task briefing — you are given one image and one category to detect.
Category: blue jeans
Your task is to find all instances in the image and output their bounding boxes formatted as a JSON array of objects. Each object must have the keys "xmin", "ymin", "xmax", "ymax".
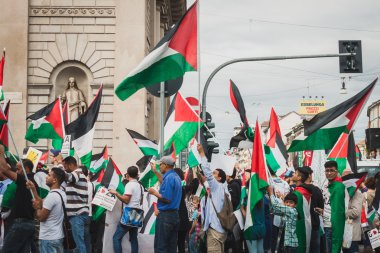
[
  {"xmin": 325, "ymin": 227, "xmax": 332, "ymax": 253},
  {"xmin": 310, "ymin": 227, "xmax": 321, "ymax": 253},
  {"xmin": 246, "ymin": 239, "xmax": 264, "ymax": 253},
  {"xmin": 40, "ymin": 239, "xmax": 64, "ymax": 253},
  {"xmin": 2, "ymin": 218, "xmax": 35, "ymax": 253},
  {"xmin": 154, "ymin": 210, "xmax": 179, "ymax": 253},
  {"xmin": 69, "ymin": 213, "xmax": 90, "ymax": 253},
  {"xmin": 113, "ymin": 223, "xmax": 139, "ymax": 253}
]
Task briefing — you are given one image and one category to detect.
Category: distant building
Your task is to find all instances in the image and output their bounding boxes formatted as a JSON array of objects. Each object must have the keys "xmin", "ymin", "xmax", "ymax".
[{"xmin": 367, "ymin": 100, "xmax": 380, "ymax": 128}]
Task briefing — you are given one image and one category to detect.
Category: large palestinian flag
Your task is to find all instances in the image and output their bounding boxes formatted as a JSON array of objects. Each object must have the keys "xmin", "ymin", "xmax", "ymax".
[
  {"xmin": 288, "ymin": 79, "xmax": 377, "ymax": 152},
  {"xmin": 0, "ymin": 100, "xmax": 10, "ymax": 149},
  {"xmin": 25, "ymin": 98, "xmax": 64, "ymax": 144},
  {"xmin": 89, "ymin": 146, "xmax": 109, "ymax": 174},
  {"xmin": 127, "ymin": 129, "xmax": 159, "ymax": 157},
  {"xmin": 66, "ymin": 85, "xmax": 102, "ymax": 167},
  {"xmin": 163, "ymin": 92, "xmax": 203, "ymax": 155},
  {"xmin": 244, "ymin": 120, "xmax": 269, "ymax": 238},
  {"xmin": 0, "ymin": 51, "xmax": 5, "ymax": 101},
  {"xmin": 115, "ymin": 2, "xmax": 197, "ymax": 101},
  {"xmin": 265, "ymin": 108, "xmax": 288, "ymax": 176},
  {"xmin": 293, "ymin": 186, "xmax": 312, "ymax": 253}
]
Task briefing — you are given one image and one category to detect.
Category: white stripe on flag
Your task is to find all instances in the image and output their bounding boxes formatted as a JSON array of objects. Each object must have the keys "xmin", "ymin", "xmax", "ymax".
[{"xmin": 72, "ymin": 127, "xmax": 95, "ymax": 158}]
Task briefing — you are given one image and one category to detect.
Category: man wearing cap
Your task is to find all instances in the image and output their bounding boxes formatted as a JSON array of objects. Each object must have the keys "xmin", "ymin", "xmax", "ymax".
[
  {"xmin": 148, "ymin": 156, "xmax": 182, "ymax": 253},
  {"xmin": 303, "ymin": 166, "xmax": 324, "ymax": 253}
]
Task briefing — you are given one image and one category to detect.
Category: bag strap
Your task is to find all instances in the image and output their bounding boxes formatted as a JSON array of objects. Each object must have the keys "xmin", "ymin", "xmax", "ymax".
[{"xmin": 53, "ymin": 191, "xmax": 68, "ymax": 220}]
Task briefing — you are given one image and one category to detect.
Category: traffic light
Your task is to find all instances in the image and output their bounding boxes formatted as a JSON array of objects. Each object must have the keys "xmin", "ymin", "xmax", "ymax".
[
  {"xmin": 201, "ymin": 112, "xmax": 219, "ymax": 162},
  {"xmin": 339, "ymin": 40, "xmax": 363, "ymax": 73}
]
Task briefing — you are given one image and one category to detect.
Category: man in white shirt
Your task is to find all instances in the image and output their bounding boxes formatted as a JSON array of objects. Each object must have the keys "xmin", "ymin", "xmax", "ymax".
[
  {"xmin": 198, "ymin": 144, "xmax": 229, "ymax": 253},
  {"xmin": 110, "ymin": 166, "xmax": 143, "ymax": 253},
  {"xmin": 26, "ymin": 167, "xmax": 67, "ymax": 253}
]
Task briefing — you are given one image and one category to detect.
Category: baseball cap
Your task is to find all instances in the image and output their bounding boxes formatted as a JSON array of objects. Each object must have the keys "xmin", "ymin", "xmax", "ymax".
[
  {"xmin": 157, "ymin": 156, "xmax": 175, "ymax": 166},
  {"xmin": 50, "ymin": 149, "xmax": 61, "ymax": 157}
]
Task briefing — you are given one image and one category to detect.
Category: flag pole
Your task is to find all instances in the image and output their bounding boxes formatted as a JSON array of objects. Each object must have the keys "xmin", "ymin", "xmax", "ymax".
[
  {"xmin": 197, "ymin": 0, "xmax": 201, "ymax": 142},
  {"xmin": 159, "ymin": 82, "xmax": 165, "ymax": 158},
  {"xmin": 7, "ymin": 122, "xmax": 35, "ymax": 199}
]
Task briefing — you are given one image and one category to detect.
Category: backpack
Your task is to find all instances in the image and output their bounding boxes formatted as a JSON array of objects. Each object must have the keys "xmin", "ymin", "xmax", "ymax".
[{"xmin": 210, "ymin": 192, "xmax": 237, "ymax": 232}]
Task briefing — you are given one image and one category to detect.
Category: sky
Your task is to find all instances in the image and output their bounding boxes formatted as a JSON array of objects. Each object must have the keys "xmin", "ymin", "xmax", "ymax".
[{"xmin": 180, "ymin": 0, "xmax": 380, "ymax": 150}]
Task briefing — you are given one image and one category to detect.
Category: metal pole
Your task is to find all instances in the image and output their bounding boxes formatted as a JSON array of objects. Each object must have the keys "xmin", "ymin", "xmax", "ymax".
[
  {"xmin": 159, "ymin": 82, "xmax": 165, "ymax": 158},
  {"xmin": 201, "ymin": 52, "xmax": 354, "ymax": 121}
]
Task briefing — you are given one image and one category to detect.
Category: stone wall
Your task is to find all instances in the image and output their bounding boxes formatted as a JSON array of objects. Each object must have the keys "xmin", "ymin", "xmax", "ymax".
[{"xmin": 28, "ymin": 0, "xmax": 116, "ymax": 153}]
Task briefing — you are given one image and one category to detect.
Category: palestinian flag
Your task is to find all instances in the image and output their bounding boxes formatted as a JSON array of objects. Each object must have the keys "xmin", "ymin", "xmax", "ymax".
[
  {"xmin": 89, "ymin": 146, "xmax": 109, "ymax": 174},
  {"xmin": 141, "ymin": 196, "xmax": 158, "ymax": 235},
  {"xmin": 187, "ymin": 138, "xmax": 201, "ymax": 168},
  {"xmin": 366, "ymin": 205, "xmax": 377, "ymax": 223},
  {"xmin": 244, "ymin": 120, "xmax": 269, "ymax": 238},
  {"xmin": 355, "ymin": 145, "xmax": 362, "ymax": 161},
  {"xmin": 0, "ymin": 51, "xmax": 5, "ymax": 101},
  {"xmin": 127, "ymin": 129, "xmax": 159, "ymax": 157},
  {"xmin": 34, "ymin": 170, "xmax": 49, "ymax": 199},
  {"xmin": 97, "ymin": 158, "xmax": 124, "ymax": 194},
  {"xmin": 52, "ymin": 101, "xmax": 68, "ymax": 150},
  {"xmin": 0, "ymin": 100, "xmax": 10, "ymax": 149},
  {"xmin": 265, "ymin": 108, "xmax": 288, "ymax": 176},
  {"xmin": 163, "ymin": 92, "xmax": 203, "ymax": 155},
  {"xmin": 328, "ymin": 179, "xmax": 347, "ymax": 253},
  {"xmin": 194, "ymin": 183, "xmax": 206, "ymax": 199},
  {"xmin": 342, "ymin": 172, "xmax": 367, "ymax": 198},
  {"xmin": 66, "ymin": 85, "xmax": 102, "ymax": 167},
  {"xmin": 288, "ymin": 79, "xmax": 377, "ymax": 152},
  {"xmin": 294, "ymin": 186, "xmax": 312, "ymax": 253},
  {"xmin": 327, "ymin": 132, "xmax": 358, "ymax": 175},
  {"xmin": 115, "ymin": 2, "xmax": 197, "ymax": 101},
  {"xmin": 139, "ymin": 161, "xmax": 159, "ymax": 189},
  {"xmin": 230, "ymin": 79, "xmax": 248, "ymax": 126},
  {"xmin": 25, "ymin": 98, "xmax": 64, "ymax": 144},
  {"xmin": 136, "ymin": 155, "xmax": 152, "ymax": 172}
]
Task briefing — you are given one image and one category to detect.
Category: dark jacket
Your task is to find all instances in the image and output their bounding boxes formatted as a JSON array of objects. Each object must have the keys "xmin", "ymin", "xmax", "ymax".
[
  {"xmin": 307, "ymin": 184, "xmax": 324, "ymax": 229},
  {"xmin": 178, "ymin": 178, "xmax": 199, "ymax": 231},
  {"xmin": 228, "ymin": 179, "xmax": 241, "ymax": 210}
]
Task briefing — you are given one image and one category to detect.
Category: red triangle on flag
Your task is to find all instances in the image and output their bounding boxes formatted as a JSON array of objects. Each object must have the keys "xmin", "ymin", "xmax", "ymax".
[
  {"xmin": 267, "ymin": 108, "xmax": 282, "ymax": 148},
  {"xmin": 45, "ymin": 99, "xmax": 64, "ymax": 139},
  {"xmin": 174, "ymin": 92, "xmax": 201, "ymax": 122}
]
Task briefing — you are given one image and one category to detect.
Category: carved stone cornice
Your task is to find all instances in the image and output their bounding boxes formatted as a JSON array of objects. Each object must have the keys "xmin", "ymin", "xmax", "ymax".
[{"xmin": 29, "ymin": 7, "xmax": 116, "ymax": 17}]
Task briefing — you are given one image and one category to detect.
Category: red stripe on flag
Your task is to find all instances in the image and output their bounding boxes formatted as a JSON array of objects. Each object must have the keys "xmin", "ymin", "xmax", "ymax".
[
  {"xmin": 0, "ymin": 56, "xmax": 4, "ymax": 86},
  {"xmin": 174, "ymin": 92, "xmax": 201, "ymax": 122},
  {"xmin": 251, "ymin": 120, "xmax": 268, "ymax": 183},
  {"xmin": 267, "ymin": 108, "xmax": 282, "ymax": 148},
  {"xmin": 168, "ymin": 2, "xmax": 197, "ymax": 70},
  {"xmin": 45, "ymin": 99, "xmax": 64, "ymax": 139}
]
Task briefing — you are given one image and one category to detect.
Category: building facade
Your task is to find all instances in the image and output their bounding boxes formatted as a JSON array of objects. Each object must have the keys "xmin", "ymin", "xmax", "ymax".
[{"xmin": 0, "ymin": 0, "xmax": 186, "ymax": 169}]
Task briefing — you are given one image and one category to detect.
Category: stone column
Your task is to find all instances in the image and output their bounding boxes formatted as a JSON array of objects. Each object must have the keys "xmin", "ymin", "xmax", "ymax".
[
  {"xmin": 0, "ymin": 0, "xmax": 28, "ymax": 152},
  {"xmin": 113, "ymin": 0, "xmax": 148, "ymax": 169}
]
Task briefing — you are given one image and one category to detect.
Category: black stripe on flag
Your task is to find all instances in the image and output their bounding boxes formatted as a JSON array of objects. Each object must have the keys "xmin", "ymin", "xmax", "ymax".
[
  {"xmin": 100, "ymin": 157, "xmax": 115, "ymax": 189},
  {"xmin": 27, "ymin": 99, "xmax": 57, "ymax": 120},
  {"xmin": 230, "ymin": 80, "xmax": 248, "ymax": 126},
  {"xmin": 275, "ymin": 133, "xmax": 289, "ymax": 161},
  {"xmin": 127, "ymin": 129, "xmax": 151, "ymax": 141},
  {"xmin": 140, "ymin": 204, "xmax": 155, "ymax": 234},
  {"xmin": 65, "ymin": 85, "xmax": 102, "ymax": 140}
]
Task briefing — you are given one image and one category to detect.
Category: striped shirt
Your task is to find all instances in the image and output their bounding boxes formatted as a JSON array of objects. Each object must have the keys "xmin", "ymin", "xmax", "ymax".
[{"xmin": 65, "ymin": 169, "xmax": 89, "ymax": 216}]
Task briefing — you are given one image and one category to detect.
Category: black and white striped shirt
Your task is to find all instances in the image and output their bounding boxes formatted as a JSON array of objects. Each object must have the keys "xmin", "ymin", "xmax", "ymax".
[{"xmin": 65, "ymin": 168, "xmax": 89, "ymax": 216}]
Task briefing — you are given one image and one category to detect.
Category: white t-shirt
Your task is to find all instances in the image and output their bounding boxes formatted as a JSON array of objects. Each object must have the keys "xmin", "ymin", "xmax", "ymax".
[
  {"xmin": 123, "ymin": 180, "xmax": 143, "ymax": 209},
  {"xmin": 39, "ymin": 189, "xmax": 67, "ymax": 240}
]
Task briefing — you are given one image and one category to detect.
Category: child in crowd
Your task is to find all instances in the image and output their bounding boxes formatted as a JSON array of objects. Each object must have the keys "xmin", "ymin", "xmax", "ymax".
[
  {"xmin": 188, "ymin": 196, "xmax": 201, "ymax": 253},
  {"xmin": 267, "ymin": 186, "xmax": 298, "ymax": 253}
]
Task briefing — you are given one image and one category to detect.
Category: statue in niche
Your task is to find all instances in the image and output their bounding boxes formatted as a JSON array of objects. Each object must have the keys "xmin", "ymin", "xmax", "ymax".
[{"xmin": 62, "ymin": 77, "xmax": 87, "ymax": 123}]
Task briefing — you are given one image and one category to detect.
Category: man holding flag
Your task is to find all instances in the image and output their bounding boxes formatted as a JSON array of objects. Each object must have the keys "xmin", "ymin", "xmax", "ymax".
[
  {"xmin": 197, "ymin": 143, "xmax": 229, "ymax": 253},
  {"xmin": 321, "ymin": 161, "xmax": 347, "ymax": 253}
]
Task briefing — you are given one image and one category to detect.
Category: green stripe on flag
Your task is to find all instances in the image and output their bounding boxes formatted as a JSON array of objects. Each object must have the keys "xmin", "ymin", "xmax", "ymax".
[
  {"xmin": 25, "ymin": 122, "xmax": 62, "ymax": 144},
  {"xmin": 80, "ymin": 152, "xmax": 93, "ymax": 168},
  {"xmin": 288, "ymin": 126, "xmax": 348, "ymax": 152},
  {"xmin": 116, "ymin": 53, "xmax": 195, "ymax": 101},
  {"xmin": 329, "ymin": 181, "xmax": 346, "ymax": 253},
  {"xmin": 294, "ymin": 191, "xmax": 308, "ymax": 253}
]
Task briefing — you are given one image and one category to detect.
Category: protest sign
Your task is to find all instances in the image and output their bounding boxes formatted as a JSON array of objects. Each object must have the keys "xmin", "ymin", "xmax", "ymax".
[
  {"xmin": 26, "ymin": 147, "xmax": 42, "ymax": 172},
  {"xmin": 368, "ymin": 228, "xmax": 380, "ymax": 249},
  {"xmin": 92, "ymin": 186, "xmax": 117, "ymax": 211}
]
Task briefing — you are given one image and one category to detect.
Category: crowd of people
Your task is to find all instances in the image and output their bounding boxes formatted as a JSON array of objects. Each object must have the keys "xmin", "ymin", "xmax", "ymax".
[{"xmin": 0, "ymin": 142, "xmax": 379, "ymax": 253}]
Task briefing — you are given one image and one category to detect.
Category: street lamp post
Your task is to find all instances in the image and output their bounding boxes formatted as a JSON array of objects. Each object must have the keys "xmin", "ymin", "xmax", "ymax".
[{"xmin": 201, "ymin": 52, "xmax": 354, "ymax": 121}]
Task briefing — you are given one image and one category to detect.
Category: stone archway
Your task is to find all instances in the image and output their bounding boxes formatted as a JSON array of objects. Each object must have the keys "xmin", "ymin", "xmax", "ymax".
[{"xmin": 49, "ymin": 61, "xmax": 94, "ymax": 105}]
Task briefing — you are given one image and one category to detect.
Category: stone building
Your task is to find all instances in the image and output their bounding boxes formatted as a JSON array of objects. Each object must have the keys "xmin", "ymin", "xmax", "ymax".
[
  {"xmin": 368, "ymin": 99, "xmax": 380, "ymax": 128},
  {"xmin": 0, "ymin": 0, "xmax": 186, "ymax": 168}
]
